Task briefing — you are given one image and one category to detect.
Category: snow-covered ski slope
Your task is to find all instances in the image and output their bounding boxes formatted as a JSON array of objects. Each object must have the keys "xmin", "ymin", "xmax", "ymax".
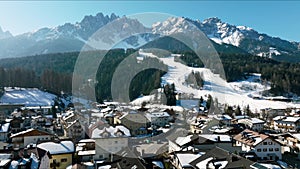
[
  {"xmin": 135, "ymin": 51, "xmax": 300, "ymax": 111},
  {"xmin": 0, "ymin": 88, "xmax": 56, "ymax": 106}
]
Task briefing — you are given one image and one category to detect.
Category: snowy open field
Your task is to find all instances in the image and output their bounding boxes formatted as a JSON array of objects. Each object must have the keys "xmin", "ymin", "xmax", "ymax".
[
  {"xmin": 133, "ymin": 52, "xmax": 300, "ymax": 112},
  {"xmin": 0, "ymin": 87, "xmax": 56, "ymax": 106}
]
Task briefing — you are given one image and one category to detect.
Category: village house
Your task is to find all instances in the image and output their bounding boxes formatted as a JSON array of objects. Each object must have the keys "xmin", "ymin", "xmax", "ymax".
[
  {"xmin": 273, "ymin": 116, "xmax": 300, "ymax": 132},
  {"xmin": 9, "ymin": 117, "xmax": 24, "ymax": 133},
  {"xmin": 0, "ymin": 104, "xmax": 24, "ymax": 122},
  {"xmin": 114, "ymin": 111, "xmax": 149, "ymax": 136},
  {"xmin": 91, "ymin": 125, "xmax": 130, "ymax": 161},
  {"xmin": 60, "ymin": 111, "xmax": 86, "ymax": 143},
  {"xmin": 37, "ymin": 140, "xmax": 74, "ymax": 169},
  {"xmin": 238, "ymin": 117, "xmax": 265, "ymax": 132},
  {"xmin": 169, "ymin": 135, "xmax": 198, "ymax": 153},
  {"xmin": 10, "ymin": 128, "xmax": 54, "ymax": 148},
  {"xmin": 145, "ymin": 111, "xmax": 170, "ymax": 128},
  {"xmin": 189, "ymin": 147, "xmax": 254, "ymax": 169},
  {"xmin": 214, "ymin": 114, "xmax": 232, "ymax": 126},
  {"xmin": 171, "ymin": 152, "xmax": 202, "ymax": 169},
  {"xmin": 194, "ymin": 134, "xmax": 241, "ymax": 153},
  {"xmin": 233, "ymin": 129, "xmax": 282, "ymax": 161},
  {"xmin": 76, "ymin": 139, "xmax": 96, "ymax": 163},
  {"xmin": 271, "ymin": 133, "xmax": 300, "ymax": 154},
  {"xmin": 64, "ymin": 119, "xmax": 85, "ymax": 143},
  {"xmin": 190, "ymin": 116, "xmax": 209, "ymax": 134}
]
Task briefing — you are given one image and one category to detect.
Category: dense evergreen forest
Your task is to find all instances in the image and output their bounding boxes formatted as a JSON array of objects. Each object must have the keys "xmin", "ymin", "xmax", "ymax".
[{"xmin": 0, "ymin": 49, "xmax": 166, "ymax": 102}]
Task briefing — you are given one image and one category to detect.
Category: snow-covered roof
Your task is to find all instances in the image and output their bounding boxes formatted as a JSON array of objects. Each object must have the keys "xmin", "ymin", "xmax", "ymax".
[
  {"xmin": 91, "ymin": 125, "xmax": 131, "ymax": 138},
  {"xmin": 175, "ymin": 135, "xmax": 194, "ymax": 146},
  {"xmin": 145, "ymin": 112, "xmax": 170, "ymax": 120},
  {"xmin": 196, "ymin": 157, "xmax": 214, "ymax": 169},
  {"xmin": 91, "ymin": 113, "xmax": 104, "ymax": 118},
  {"xmin": 0, "ymin": 159, "xmax": 10, "ymax": 167},
  {"xmin": 78, "ymin": 150, "xmax": 96, "ymax": 156},
  {"xmin": 0, "ymin": 123, "xmax": 10, "ymax": 133},
  {"xmin": 250, "ymin": 118, "xmax": 265, "ymax": 124},
  {"xmin": 214, "ymin": 128, "xmax": 230, "ymax": 134},
  {"xmin": 79, "ymin": 139, "xmax": 95, "ymax": 143},
  {"xmin": 26, "ymin": 106, "xmax": 52, "ymax": 110},
  {"xmin": 10, "ymin": 129, "xmax": 51, "ymax": 138},
  {"xmin": 0, "ymin": 153, "xmax": 11, "ymax": 167},
  {"xmin": 176, "ymin": 153, "xmax": 202, "ymax": 168},
  {"xmin": 282, "ymin": 117, "xmax": 300, "ymax": 122},
  {"xmin": 292, "ymin": 134, "xmax": 300, "ymax": 141},
  {"xmin": 215, "ymin": 115, "xmax": 232, "ymax": 120},
  {"xmin": 199, "ymin": 134, "xmax": 231, "ymax": 142},
  {"xmin": 98, "ymin": 165, "xmax": 111, "ymax": 169},
  {"xmin": 273, "ymin": 116, "xmax": 285, "ymax": 121},
  {"xmin": 62, "ymin": 111, "xmax": 75, "ymax": 121},
  {"xmin": 37, "ymin": 141, "xmax": 74, "ymax": 155},
  {"xmin": 234, "ymin": 115, "xmax": 249, "ymax": 120},
  {"xmin": 100, "ymin": 107, "xmax": 111, "ymax": 113},
  {"xmin": 152, "ymin": 161, "xmax": 164, "ymax": 169},
  {"xmin": 233, "ymin": 129, "xmax": 268, "ymax": 147}
]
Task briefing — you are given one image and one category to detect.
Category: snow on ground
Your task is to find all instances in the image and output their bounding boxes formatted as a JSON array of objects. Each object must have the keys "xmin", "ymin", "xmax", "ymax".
[
  {"xmin": 0, "ymin": 87, "xmax": 56, "ymax": 106},
  {"xmin": 132, "ymin": 52, "xmax": 300, "ymax": 112},
  {"xmin": 229, "ymin": 73, "xmax": 270, "ymax": 97}
]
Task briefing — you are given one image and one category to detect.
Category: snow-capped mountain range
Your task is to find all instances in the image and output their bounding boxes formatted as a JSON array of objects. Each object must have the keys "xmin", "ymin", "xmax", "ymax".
[
  {"xmin": 0, "ymin": 26, "xmax": 12, "ymax": 40},
  {"xmin": 0, "ymin": 12, "xmax": 299, "ymax": 60}
]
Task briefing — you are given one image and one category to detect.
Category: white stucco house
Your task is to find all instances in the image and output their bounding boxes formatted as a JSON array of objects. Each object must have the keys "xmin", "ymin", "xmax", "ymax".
[{"xmin": 234, "ymin": 129, "xmax": 282, "ymax": 160}]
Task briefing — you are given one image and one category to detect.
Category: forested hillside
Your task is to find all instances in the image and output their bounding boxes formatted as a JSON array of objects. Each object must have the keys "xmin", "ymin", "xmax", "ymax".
[{"xmin": 0, "ymin": 49, "xmax": 166, "ymax": 101}]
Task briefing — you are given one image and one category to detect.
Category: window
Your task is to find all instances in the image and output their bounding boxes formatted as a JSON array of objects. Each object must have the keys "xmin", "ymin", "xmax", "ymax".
[
  {"xmin": 275, "ymin": 148, "xmax": 279, "ymax": 151},
  {"xmin": 268, "ymin": 142, "xmax": 272, "ymax": 145},
  {"xmin": 269, "ymin": 148, "xmax": 273, "ymax": 151},
  {"xmin": 257, "ymin": 149, "xmax": 261, "ymax": 152},
  {"xmin": 263, "ymin": 142, "xmax": 267, "ymax": 145},
  {"xmin": 61, "ymin": 158, "xmax": 67, "ymax": 163},
  {"xmin": 263, "ymin": 148, "xmax": 267, "ymax": 152}
]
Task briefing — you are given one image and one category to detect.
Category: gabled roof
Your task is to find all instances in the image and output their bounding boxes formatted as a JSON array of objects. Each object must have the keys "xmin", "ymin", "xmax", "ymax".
[
  {"xmin": 10, "ymin": 129, "xmax": 52, "ymax": 138},
  {"xmin": 111, "ymin": 147, "xmax": 147, "ymax": 169},
  {"xmin": 91, "ymin": 125, "xmax": 131, "ymax": 138},
  {"xmin": 175, "ymin": 135, "xmax": 196, "ymax": 147},
  {"xmin": 37, "ymin": 140, "xmax": 74, "ymax": 155},
  {"xmin": 233, "ymin": 129, "xmax": 268, "ymax": 147},
  {"xmin": 197, "ymin": 134, "xmax": 231, "ymax": 144},
  {"xmin": 0, "ymin": 123, "xmax": 10, "ymax": 133},
  {"xmin": 190, "ymin": 147, "xmax": 254, "ymax": 169},
  {"xmin": 250, "ymin": 118, "xmax": 265, "ymax": 124}
]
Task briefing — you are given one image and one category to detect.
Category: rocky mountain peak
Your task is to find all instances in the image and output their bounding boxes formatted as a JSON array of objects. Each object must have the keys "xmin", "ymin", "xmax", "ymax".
[{"xmin": 0, "ymin": 26, "xmax": 13, "ymax": 39}]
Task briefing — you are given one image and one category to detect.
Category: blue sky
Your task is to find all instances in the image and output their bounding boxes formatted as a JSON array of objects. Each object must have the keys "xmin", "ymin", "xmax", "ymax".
[{"xmin": 0, "ymin": 1, "xmax": 299, "ymax": 41}]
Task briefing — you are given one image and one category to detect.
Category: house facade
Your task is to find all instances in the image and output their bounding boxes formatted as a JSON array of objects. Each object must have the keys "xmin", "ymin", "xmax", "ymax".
[
  {"xmin": 37, "ymin": 140, "xmax": 74, "ymax": 169},
  {"xmin": 91, "ymin": 125, "xmax": 130, "ymax": 161},
  {"xmin": 115, "ymin": 111, "xmax": 148, "ymax": 136},
  {"xmin": 10, "ymin": 129, "xmax": 54, "ymax": 148},
  {"xmin": 274, "ymin": 116, "xmax": 300, "ymax": 132},
  {"xmin": 238, "ymin": 118, "xmax": 265, "ymax": 132},
  {"xmin": 145, "ymin": 111, "xmax": 170, "ymax": 128},
  {"xmin": 234, "ymin": 129, "xmax": 282, "ymax": 160}
]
